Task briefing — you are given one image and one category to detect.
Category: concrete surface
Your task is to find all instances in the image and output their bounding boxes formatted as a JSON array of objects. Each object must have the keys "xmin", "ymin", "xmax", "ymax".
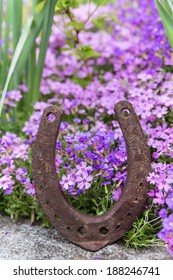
[{"xmin": 0, "ymin": 216, "xmax": 171, "ymax": 260}]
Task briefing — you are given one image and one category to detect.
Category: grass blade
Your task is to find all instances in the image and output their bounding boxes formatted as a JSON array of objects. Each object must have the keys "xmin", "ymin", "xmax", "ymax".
[
  {"xmin": 32, "ymin": 0, "xmax": 57, "ymax": 100},
  {"xmin": 0, "ymin": 16, "xmax": 34, "ymax": 115},
  {"xmin": 155, "ymin": 0, "xmax": 173, "ymax": 48}
]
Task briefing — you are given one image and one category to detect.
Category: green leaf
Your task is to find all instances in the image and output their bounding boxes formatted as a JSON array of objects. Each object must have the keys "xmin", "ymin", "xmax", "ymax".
[
  {"xmin": 92, "ymin": 15, "xmax": 107, "ymax": 28},
  {"xmin": 32, "ymin": 0, "xmax": 58, "ymax": 101},
  {"xmin": 36, "ymin": 0, "xmax": 46, "ymax": 13},
  {"xmin": 75, "ymin": 45, "xmax": 101, "ymax": 60},
  {"xmin": 55, "ymin": 0, "xmax": 80, "ymax": 12},
  {"xmin": 0, "ymin": 17, "xmax": 34, "ymax": 115},
  {"xmin": 67, "ymin": 20, "xmax": 84, "ymax": 31},
  {"xmin": 155, "ymin": 0, "xmax": 173, "ymax": 48}
]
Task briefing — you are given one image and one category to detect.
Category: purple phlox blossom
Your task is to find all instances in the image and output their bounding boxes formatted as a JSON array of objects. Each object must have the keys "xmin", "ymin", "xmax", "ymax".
[
  {"xmin": 147, "ymin": 172, "xmax": 160, "ymax": 185},
  {"xmin": 159, "ymin": 208, "xmax": 167, "ymax": 218},
  {"xmin": 137, "ymin": 72, "xmax": 152, "ymax": 81},
  {"xmin": 85, "ymin": 151, "xmax": 99, "ymax": 161},
  {"xmin": 158, "ymin": 229, "xmax": 173, "ymax": 247},
  {"xmin": 155, "ymin": 172, "xmax": 172, "ymax": 192},
  {"xmin": 1, "ymin": 132, "xmax": 19, "ymax": 147},
  {"xmin": 0, "ymin": 175, "xmax": 14, "ymax": 191},
  {"xmin": 100, "ymin": 130, "xmax": 115, "ymax": 144},
  {"xmin": 148, "ymin": 189, "xmax": 156, "ymax": 198},
  {"xmin": 163, "ymin": 214, "xmax": 173, "ymax": 231},
  {"xmin": 60, "ymin": 121, "xmax": 69, "ymax": 131},
  {"xmin": 166, "ymin": 193, "xmax": 173, "ymax": 210},
  {"xmin": 112, "ymin": 187, "xmax": 122, "ymax": 201},
  {"xmin": 1, "ymin": 156, "xmax": 15, "ymax": 171},
  {"xmin": 33, "ymin": 101, "xmax": 49, "ymax": 111},
  {"xmin": 151, "ymin": 162, "xmax": 167, "ymax": 173},
  {"xmin": 64, "ymin": 135, "xmax": 75, "ymax": 145},
  {"xmin": 56, "ymin": 141, "xmax": 62, "ymax": 150},
  {"xmin": 73, "ymin": 118, "xmax": 81, "ymax": 124},
  {"xmin": 5, "ymin": 90, "xmax": 22, "ymax": 107},
  {"xmin": 65, "ymin": 147, "xmax": 73, "ymax": 154},
  {"xmin": 152, "ymin": 106, "xmax": 168, "ymax": 118},
  {"xmin": 112, "ymin": 171, "xmax": 127, "ymax": 183},
  {"xmin": 25, "ymin": 181, "xmax": 36, "ymax": 195},
  {"xmin": 153, "ymin": 190, "xmax": 166, "ymax": 205},
  {"xmin": 68, "ymin": 169, "xmax": 78, "ymax": 181},
  {"xmin": 4, "ymin": 186, "xmax": 13, "ymax": 195},
  {"xmin": 155, "ymin": 140, "xmax": 170, "ymax": 154},
  {"xmin": 101, "ymin": 181, "xmax": 111, "ymax": 185},
  {"xmin": 135, "ymin": 101, "xmax": 153, "ymax": 119},
  {"xmin": 76, "ymin": 172, "xmax": 93, "ymax": 190},
  {"xmin": 76, "ymin": 161, "xmax": 92, "ymax": 175},
  {"xmin": 12, "ymin": 144, "xmax": 29, "ymax": 161},
  {"xmin": 19, "ymin": 84, "xmax": 28, "ymax": 92},
  {"xmin": 60, "ymin": 174, "xmax": 74, "ymax": 191},
  {"xmin": 83, "ymin": 119, "xmax": 90, "ymax": 125},
  {"xmin": 115, "ymin": 149, "xmax": 127, "ymax": 163},
  {"xmin": 6, "ymin": 90, "xmax": 22, "ymax": 102},
  {"xmin": 75, "ymin": 132, "xmax": 91, "ymax": 143},
  {"xmin": 55, "ymin": 154, "xmax": 63, "ymax": 166},
  {"xmin": 16, "ymin": 167, "xmax": 28, "ymax": 182},
  {"xmin": 152, "ymin": 152, "xmax": 160, "ymax": 160},
  {"xmin": 74, "ymin": 143, "xmax": 88, "ymax": 151},
  {"xmin": 102, "ymin": 164, "xmax": 114, "ymax": 179}
]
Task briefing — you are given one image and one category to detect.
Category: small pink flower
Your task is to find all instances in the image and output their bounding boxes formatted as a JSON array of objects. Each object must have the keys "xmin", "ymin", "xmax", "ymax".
[{"xmin": 77, "ymin": 172, "xmax": 93, "ymax": 190}]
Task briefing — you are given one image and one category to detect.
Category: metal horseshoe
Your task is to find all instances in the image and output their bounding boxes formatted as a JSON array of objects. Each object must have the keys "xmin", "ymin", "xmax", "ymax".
[{"xmin": 32, "ymin": 101, "xmax": 151, "ymax": 251}]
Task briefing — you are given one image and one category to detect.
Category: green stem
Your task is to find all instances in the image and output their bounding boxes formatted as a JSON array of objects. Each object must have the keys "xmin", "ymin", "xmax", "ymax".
[
  {"xmin": 32, "ymin": 0, "xmax": 57, "ymax": 102},
  {"xmin": 10, "ymin": 0, "xmax": 23, "ymax": 87}
]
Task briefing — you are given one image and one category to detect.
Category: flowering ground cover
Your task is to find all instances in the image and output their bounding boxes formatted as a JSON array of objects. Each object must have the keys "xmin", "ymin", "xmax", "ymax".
[{"xmin": 1, "ymin": 0, "xmax": 173, "ymax": 257}]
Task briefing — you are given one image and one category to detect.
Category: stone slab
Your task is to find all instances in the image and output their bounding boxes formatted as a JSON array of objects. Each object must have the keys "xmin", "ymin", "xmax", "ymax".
[{"xmin": 0, "ymin": 216, "xmax": 170, "ymax": 260}]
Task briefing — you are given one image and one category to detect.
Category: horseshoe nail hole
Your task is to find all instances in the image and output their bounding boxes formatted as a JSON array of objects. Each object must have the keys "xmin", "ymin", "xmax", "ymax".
[
  {"xmin": 99, "ymin": 226, "xmax": 109, "ymax": 235},
  {"xmin": 116, "ymin": 224, "xmax": 121, "ymax": 230},
  {"xmin": 45, "ymin": 200, "xmax": 50, "ymax": 205},
  {"xmin": 134, "ymin": 197, "xmax": 139, "ymax": 202},
  {"xmin": 38, "ymin": 184, "xmax": 43, "ymax": 190},
  {"xmin": 121, "ymin": 108, "xmax": 130, "ymax": 118},
  {"xmin": 47, "ymin": 112, "xmax": 56, "ymax": 122},
  {"xmin": 54, "ymin": 214, "xmax": 60, "ymax": 220},
  {"xmin": 126, "ymin": 212, "xmax": 132, "ymax": 218},
  {"xmin": 78, "ymin": 226, "xmax": 86, "ymax": 236},
  {"xmin": 139, "ymin": 182, "xmax": 143, "ymax": 187},
  {"xmin": 66, "ymin": 226, "xmax": 70, "ymax": 230}
]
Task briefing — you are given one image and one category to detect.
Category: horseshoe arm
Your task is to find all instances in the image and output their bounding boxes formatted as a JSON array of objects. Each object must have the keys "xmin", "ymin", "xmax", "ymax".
[{"xmin": 32, "ymin": 101, "xmax": 151, "ymax": 251}]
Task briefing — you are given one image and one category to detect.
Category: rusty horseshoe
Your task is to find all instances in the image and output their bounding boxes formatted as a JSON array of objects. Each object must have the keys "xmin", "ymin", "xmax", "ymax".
[{"xmin": 32, "ymin": 101, "xmax": 151, "ymax": 251}]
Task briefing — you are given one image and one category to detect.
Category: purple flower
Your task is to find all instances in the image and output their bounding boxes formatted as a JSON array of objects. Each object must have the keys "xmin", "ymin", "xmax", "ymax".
[
  {"xmin": 153, "ymin": 191, "xmax": 166, "ymax": 205},
  {"xmin": 152, "ymin": 106, "xmax": 168, "ymax": 118},
  {"xmin": 12, "ymin": 144, "xmax": 29, "ymax": 161},
  {"xmin": 60, "ymin": 174, "xmax": 74, "ymax": 190},
  {"xmin": 73, "ymin": 118, "xmax": 81, "ymax": 124},
  {"xmin": 25, "ymin": 182, "xmax": 36, "ymax": 195},
  {"xmin": 76, "ymin": 161, "xmax": 92, "ymax": 175},
  {"xmin": 55, "ymin": 154, "xmax": 63, "ymax": 166},
  {"xmin": 83, "ymin": 119, "xmax": 90, "ymax": 125},
  {"xmin": 112, "ymin": 188, "xmax": 122, "ymax": 201},
  {"xmin": 166, "ymin": 193, "xmax": 173, "ymax": 210},
  {"xmin": 155, "ymin": 172, "xmax": 172, "ymax": 192},
  {"xmin": 76, "ymin": 172, "xmax": 93, "ymax": 190},
  {"xmin": 74, "ymin": 143, "xmax": 87, "ymax": 151},
  {"xmin": 0, "ymin": 175, "xmax": 14, "ymax": 191},
  {"xmin": 163, "ymin": 214, "xmax": 173, "ymax": 231},
  {"xmin": 159, "ymin": 209, "xmax": 167, "ymax": 218}
]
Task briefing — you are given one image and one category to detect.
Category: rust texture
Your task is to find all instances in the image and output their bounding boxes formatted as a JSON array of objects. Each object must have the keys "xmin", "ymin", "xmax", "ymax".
[{"xmin": 32, "ymin": 101, "xmax": 151, "ymax": 251}]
